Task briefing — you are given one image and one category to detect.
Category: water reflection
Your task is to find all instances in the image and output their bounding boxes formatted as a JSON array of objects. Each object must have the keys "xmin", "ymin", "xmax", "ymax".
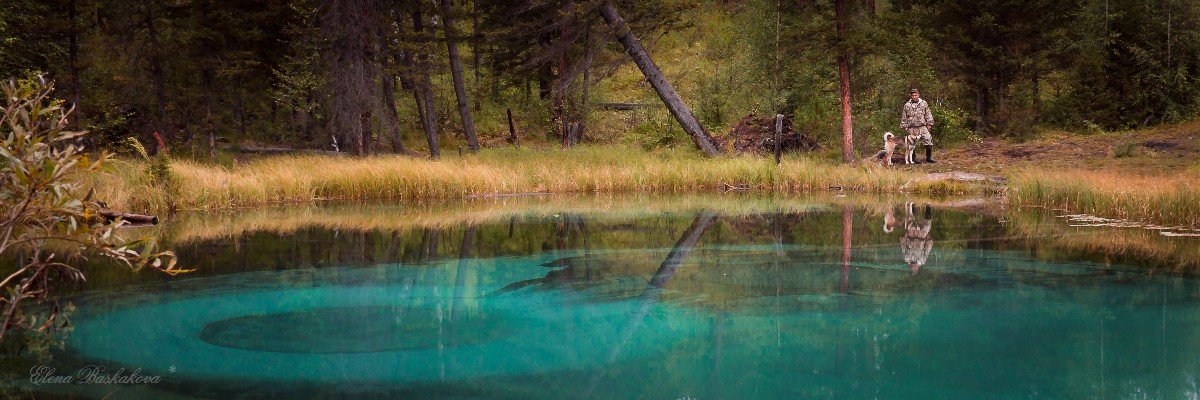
[
  {"xmin": 900, "ymin": 203, "xmax": 934, "ymax": 274},
  {"xmin": 13, "ymin": 195, "xmax": 1200, "ymax": 399}
]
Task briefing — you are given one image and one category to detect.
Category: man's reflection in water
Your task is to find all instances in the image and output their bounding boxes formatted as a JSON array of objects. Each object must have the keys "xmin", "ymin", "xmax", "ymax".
[{"xmin": 900, "ymin": 202, "xmax": 934, "ymax": 274}]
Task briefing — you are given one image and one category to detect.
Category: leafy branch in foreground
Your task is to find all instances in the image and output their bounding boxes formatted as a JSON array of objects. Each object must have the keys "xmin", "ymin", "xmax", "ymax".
[{"xmin": 0, "ymin": 76, "xmax": 186, "ymax": 342}]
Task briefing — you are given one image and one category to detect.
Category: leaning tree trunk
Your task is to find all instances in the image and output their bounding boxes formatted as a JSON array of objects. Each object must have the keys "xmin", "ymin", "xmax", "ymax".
[
  {"xmin": 440, "ymin": 0, "xmax": 480, "ymax": 152},
  {"xmin": 598, "ymin": 2, "xmax": 721, "ymax": 156}
]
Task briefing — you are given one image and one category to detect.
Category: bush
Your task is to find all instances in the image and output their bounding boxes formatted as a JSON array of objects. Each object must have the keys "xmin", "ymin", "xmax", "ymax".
[
  {"xmin": 0, "ymin": 76, "xmax": 184, "ymax": 342},
  {"xmin": 929, "ymin": 106, "xmax": 979, "ymax": 146}
]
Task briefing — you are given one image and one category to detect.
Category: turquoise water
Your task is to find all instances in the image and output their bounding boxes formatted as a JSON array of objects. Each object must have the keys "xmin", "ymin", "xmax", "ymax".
[{"xmin": 13, "ymin": 203, "xmax": 1200, "ymax": 399}]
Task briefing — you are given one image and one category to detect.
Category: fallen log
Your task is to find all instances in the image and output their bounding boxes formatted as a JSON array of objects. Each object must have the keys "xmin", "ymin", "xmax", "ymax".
[
  {"xmin": 465, "ymin": 192, "xmax": 551, "ymax": 199},
  {"xmin": 100, "ymin": 210, "xmax": 159, "ymax": 226},
  {"xmin": 717, "ymin": 182, "xmax": 750, "ymax": 192},
  {"xmin": 594, "ymin": 102, "xmax": 653, "ymax": 111}
]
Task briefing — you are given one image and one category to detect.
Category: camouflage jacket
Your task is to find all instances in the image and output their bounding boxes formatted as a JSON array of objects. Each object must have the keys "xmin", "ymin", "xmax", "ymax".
[{"xmin": 900, "ymin": 99, "xmax": 934, "ymax": 129}]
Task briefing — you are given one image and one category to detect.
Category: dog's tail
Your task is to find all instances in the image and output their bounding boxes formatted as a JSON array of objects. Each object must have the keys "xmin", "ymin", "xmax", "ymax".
[{"xmin": 883, "ymin": 131, "xmax": 894, "ymax": 141}]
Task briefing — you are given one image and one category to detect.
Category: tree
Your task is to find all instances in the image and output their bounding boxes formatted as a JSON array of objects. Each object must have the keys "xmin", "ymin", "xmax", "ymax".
[
  {"xmin": 912, "ymin": 0, "xmax": 1072, "ymax": 133},
  {"xmin": 0, "ymin": 77, "xmax": 182, "ymax": 341},
  {"xmin": 403, "ymin": 5, "xmax": 442, "ymax": 158},
  {"xmin": 599, "ymin": 2, "xmax": 721, "ymax": 156},
  {"xmin": 836, "ymin": 0, "xmax": 854, "ymax": 163},
  {"xmin": 323, "ymin": 0, "xmax": 379, "ymax": 155},
  {"xmin": 441, "ymin": 0, "xmax": 480, "ymax": 152}
]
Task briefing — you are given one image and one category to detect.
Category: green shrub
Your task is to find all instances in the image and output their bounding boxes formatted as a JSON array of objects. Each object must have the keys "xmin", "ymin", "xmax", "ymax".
[
  {"xmin": 930, "ymin": 106, "xmax": 979, "ymax": 146},
  {"xmin": 0, "ymin": 76, "xmax": 183, "ymax": 342}
]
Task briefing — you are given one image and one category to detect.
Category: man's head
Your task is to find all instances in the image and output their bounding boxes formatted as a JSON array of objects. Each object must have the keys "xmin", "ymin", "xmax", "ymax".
[{"xmin": 909, "ymin": 89, "xmax": 920, "ymax": 102}]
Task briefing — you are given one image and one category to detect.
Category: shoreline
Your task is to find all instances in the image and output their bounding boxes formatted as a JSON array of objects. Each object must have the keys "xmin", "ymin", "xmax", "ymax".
[{"xmin": 88, "ymin": 146, "xmax": 1198, "ymax": 228}]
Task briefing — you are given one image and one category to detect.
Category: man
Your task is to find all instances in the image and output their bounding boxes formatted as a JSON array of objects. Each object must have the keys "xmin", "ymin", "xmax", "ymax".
[
  {"xmin": 900, "ymin": 88, "xmax": 936, "ymax": 164},
  {"xmin": 900, "ymin": 203, "xmax": 933, "ymax": 275}
]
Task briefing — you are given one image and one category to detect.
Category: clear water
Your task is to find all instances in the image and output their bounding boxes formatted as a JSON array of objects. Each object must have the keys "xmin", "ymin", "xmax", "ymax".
[{"xmin": 9, "ymin": 199, "xmax": 1200, "ymax": 399}]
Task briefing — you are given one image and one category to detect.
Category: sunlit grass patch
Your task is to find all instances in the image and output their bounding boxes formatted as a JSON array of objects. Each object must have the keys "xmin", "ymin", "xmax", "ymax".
[
  {"xmin": 88, "ymin": 145, "xmax": 941, "ymax": 211},
  {"xmin": 1010, "ymin": 168, "xmax": 1200, "ymax": 228}
]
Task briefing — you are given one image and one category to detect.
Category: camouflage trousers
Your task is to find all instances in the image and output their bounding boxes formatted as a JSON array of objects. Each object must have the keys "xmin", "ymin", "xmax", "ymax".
[{"xmin": 903, "ymin": 126, "xmax": 933, "ymax": 146}]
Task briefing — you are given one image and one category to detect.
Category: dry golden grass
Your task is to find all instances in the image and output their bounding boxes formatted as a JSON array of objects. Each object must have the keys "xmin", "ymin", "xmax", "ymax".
[
  {"xmin": 1010, "ymin": 168, "xmax": 1200, "ymax": 228},
  {"xmin": 90, "ymin": 145, "xmax": 943, "ymax": 212},
  {"xmin": 85, "ymin": 141, "xmax": 1200, "ymax": 228}
]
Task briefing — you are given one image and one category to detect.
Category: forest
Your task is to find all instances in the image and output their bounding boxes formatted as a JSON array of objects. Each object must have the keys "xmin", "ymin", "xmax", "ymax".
[
  {"xmin": 5, "ymin": 2, "xmax": 1200, "ymax": 396},
  {"xmin": 3, "ymin": 0, "xmax": 1198, "ymax": 158}
]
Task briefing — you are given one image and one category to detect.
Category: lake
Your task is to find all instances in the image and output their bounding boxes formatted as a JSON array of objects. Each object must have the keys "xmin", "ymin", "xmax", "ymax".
[{"xmin": 6, "ymin": 195, "xmax": 1200, "ymax": 399}]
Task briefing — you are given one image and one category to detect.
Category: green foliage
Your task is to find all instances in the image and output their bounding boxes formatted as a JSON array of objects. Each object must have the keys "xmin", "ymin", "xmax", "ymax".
[
  {"xmin": 930, "ymin": 106, "xmax": 978, "ymax": 146},
  {"xmin": 2, "ymin": 0, "xmax": 1199, "ymax": 154},
  {"xmin": 695, "ymin": 77, "xmax": 727, "ymax": 129},
  {"xmin": 84, "ymin": 106, "xmax": 138, "ymax": 150},
  {"xmin": 1046, "ymin": 0, "xmax": 1200, "ymax": 130},
  {"xmin": 0, "ymin": 76, "xmax": 183, "ymax": 342},
  {"xmin": 1110, "ymin": 142, "xmax": 1138, "ymax": 159},
  {"xmin": 630, "ymin": 112, "xmax": 682, "ymax": 150}
]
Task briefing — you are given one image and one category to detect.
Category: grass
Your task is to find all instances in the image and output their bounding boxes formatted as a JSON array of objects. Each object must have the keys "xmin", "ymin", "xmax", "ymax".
[
  {"xmin": 1009, "ymin": 168, "xmax": 1200, "ymax": 228},
  {"xmin": 87, "ymin": 117, "xmax": 1200, "ymax": 229},
  {"xmin": 91, "ymin": 145, "xmax": 967, "ymax": 212}
]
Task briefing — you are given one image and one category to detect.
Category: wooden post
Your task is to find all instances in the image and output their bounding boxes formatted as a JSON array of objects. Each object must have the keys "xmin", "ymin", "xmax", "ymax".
[
  {"xmin": 598, "ymin": 2, "xmax": 721, "ymax": 156},
  {"xmin": 506, "ymin": 108, "xmax": 518, "ymax": 145},
  {"xmin": 774, "ymin": 114, "xmax": 783, "ymax": 165}
]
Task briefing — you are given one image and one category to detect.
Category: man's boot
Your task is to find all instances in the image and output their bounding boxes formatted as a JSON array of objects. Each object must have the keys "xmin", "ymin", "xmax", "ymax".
[{"xmin": 924, "ymin": 145, "xmax": 936, "ymax": 163}]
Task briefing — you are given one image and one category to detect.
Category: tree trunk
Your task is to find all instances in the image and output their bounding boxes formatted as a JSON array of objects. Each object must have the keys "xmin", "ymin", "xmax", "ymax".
[
  {"xmin": 471, "ymin": 6, "xmax": 482, "ymax": 113},
  {"xmin": 359, "ymin": 110, "xmax": 371, "ymax": 155},
  {"xmin": 146, "ymin": 4, "xmax": 168, "ymax": 147},
  {"xmin": 202, "ymin": 68, "xmax": 215, "ymax": 160},
  {"xmin": 974, "ymin": 82, "xmax": 990, "ymax": 131},
  {"xmin": 581, "ymin": 20, "xmax": 593, "ymax": 135},
  {"xmin": 378, "ymin": 25, "xmax": 406, "ymax": 153},
  {"xmin": 411, "ymin": 10, "xmax": 441, "ymax": 159},
  {"xmin": 506, "ymin": 108, "xmax": 517, "ymax": 145},
  {"xmin": 1031, "ymin": 73, "xmax": 1041, "ymax": 114},
  {"xmin": 836, "ymin": 0, "xmax": 854, "ymax": 163},
  {"xmin": 441, "ymin": 0, "xmax": 480, "ymax": 152},
  {"xmin": 598, "ymin": 2, "xmax": 721, "ymax": 156},
  {"xmin": 650, "ymin": 212, "xmax": 718, "ymax": 288},
  {"xmin": 412, "ymin": 86, "xmax": 432, "ymax": 146}
]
